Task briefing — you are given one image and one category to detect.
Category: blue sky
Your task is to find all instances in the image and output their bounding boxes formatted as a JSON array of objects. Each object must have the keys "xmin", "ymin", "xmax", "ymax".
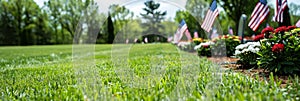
[{"xmin": 34, "ymin": 0, "xmax": 300, "ymax": 18}]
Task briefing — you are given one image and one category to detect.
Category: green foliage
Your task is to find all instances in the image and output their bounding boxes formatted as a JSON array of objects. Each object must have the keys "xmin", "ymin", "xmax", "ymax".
[
  {"xmin": 174, "ymin": 11, "xmax": 206, "ymax": 39},
  {"xmin": 257, "ymin": 27, "xmax": 300, "ymax": 75},
  {"xmin": 109, "ymin": 4, "xmax": 134, "ymax": 36},
  {"xmin": 195, "ymin": 35, "xmax": 240, "ymax": 57}
]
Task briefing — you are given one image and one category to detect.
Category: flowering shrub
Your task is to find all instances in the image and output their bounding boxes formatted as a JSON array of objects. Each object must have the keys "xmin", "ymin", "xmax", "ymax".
[
  {"xmin": 194, "ymin": 41, "xmax": 214, "ymax": 57},
  {"xmin": 194, "ymin": 35, "xmax": 240, "ymax": 57},
  {"xmin": 193, "ymin": 38, "xmax": 203, "ymax": 45},
  {"xmin": 271, "ymin": 43, "xmax": 284, "ymax": 53},
  {"xmin": 253, "ymin": 34, "xmax": 264, "ymax": 41},
  {"xmin": 235, "ymin": 42, "xmax": 260, "ymax": 69},
  {"xmin": 257, "ymin": 27, "xmax": 300, "ymax": 74}
]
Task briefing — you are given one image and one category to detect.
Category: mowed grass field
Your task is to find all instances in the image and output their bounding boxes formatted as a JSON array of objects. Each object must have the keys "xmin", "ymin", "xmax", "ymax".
[{"xmin": 0, "ymin": 44, "xmax": 299, "ymax": 100}]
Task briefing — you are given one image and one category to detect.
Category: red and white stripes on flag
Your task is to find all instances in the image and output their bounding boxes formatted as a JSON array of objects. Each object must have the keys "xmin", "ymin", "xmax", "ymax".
[
  {"xmin": 273, "ymin": 0, "xmax": 287, "ymax": 23},
  {"xmin": 248, "ymin": 0, "xmax": 270, "ymax": 31},
  {"xmin": 185, "ymin": 29, "xmax": 193, "ymax": 41},
  {"xmin": 201, "ymin": 0, "xmax": 219, "ymax": 32}
]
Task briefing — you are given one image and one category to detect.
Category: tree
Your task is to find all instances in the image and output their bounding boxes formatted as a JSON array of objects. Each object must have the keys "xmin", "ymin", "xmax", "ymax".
[
  {"xmin": 107, "ymin": 14, "xmax": 115, "ymax": 44},
  {"xmin": 0, "ymin": 0, "xmax": 43, "ymax": 45},
  {"xmin": 109, "ymin": 4, "xmax": 133, "ymax": 35},
  {"xmin": 185, "ymin": 0, "xmax": 209, "ymax": 22},
  {"xmin": 140, "ymin": 0, "xmax": 167, "ymax": 42}
]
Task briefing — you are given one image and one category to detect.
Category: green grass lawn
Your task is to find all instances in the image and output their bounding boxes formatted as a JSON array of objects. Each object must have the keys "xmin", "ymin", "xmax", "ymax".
[{"xmin": 0, "ymin": 44, "xmax": 299, "ymax": 100}]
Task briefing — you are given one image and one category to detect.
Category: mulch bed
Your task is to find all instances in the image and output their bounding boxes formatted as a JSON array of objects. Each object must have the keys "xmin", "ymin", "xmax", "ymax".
[{"xmin": 206, "ymin": 56, "xmax": 296, "ymax": 87}]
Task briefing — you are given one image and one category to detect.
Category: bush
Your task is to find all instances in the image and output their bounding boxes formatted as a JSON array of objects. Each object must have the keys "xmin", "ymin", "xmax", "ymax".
[
  {"xmin": 194, "ymin": 35, "xmax": 240, "ymax": 57},
  {"xmin": 257, "ymin": 26, "xmax": 300, "ymax": 75},
  {"xmin": 193, "ymin": 38, "xmax": 203, "ymax": 45},
  {"xmin": 235, "ymin": 42, "xmax": 261, "ymax": 69},
  {"xmin": 194, "ymin": 41, "xmax": 214, "ymax": 57}
]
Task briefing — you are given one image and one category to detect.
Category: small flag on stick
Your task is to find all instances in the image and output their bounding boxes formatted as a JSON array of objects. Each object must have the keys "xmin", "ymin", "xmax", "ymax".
[
  {"xmin": 248, "ymin": 0, "xmax": 270, "ymax": 31},
  {"xmin": 185, "ymin": 29, "xmax": 193, "ymax": 41},
  {"xmin": 273, "ymin": 0, "xmax": 288, "ymax": 23},
  {"xmin": 201, "ymin": 0, "xmax": 219, "ymax": 32}
]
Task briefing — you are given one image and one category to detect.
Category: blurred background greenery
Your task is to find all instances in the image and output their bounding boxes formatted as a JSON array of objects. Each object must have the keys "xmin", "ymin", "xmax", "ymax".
[{"xmin": 0, "ymin": 0, "xmax": 299, "ymax": 45}]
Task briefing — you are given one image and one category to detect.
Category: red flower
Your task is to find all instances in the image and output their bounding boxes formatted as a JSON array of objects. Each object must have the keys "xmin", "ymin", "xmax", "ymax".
[
  {"xmin": 261, "ymin": 27, "xmax": 274, "ymax": 34},
  {"xmin": 223, "ymin": 35, "xmax": 229, "ymax": 39},
  {"xmin": 202, "ymin": 45, "xmax": 210, "ymax": 48},
  {"xmin": 287, "ymin": 26, "xmax": 297, "ymax": 31},
  {"xmin": 253, "ymin": 34, "xmax": 264, "ymax": 41},
  {"xmin": 275, "ymin": 26, "xmax": 287, "ymax": 34},
  {"xmin": 272, "ymin": 43, "xmax": 284, "ymax": 53}
]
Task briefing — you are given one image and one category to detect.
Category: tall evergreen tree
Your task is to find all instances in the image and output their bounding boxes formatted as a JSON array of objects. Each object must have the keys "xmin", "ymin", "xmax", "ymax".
[{"xmin": 107, "ymin": 14, "xmax": 115, "ymax": 44}]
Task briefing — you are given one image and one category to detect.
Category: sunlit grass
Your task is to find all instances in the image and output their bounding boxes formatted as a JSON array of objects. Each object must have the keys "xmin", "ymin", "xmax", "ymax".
[{"xmin": 0, "ymin": 44, "xmax": 299, "ymax": 100}]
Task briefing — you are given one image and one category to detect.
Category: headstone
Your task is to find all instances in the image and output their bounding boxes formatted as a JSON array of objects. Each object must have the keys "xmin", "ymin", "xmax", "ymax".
[
  {"xmin": 238, "ymin": 14, "xmax": 247, "ymax": 43},
  {"xmin": 210, "ymin": 27, "xmax": 219, "ymax": 39}
]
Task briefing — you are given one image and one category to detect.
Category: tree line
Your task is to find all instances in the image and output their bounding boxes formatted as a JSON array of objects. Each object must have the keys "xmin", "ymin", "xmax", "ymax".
[{"xmin": 1, "ymin": 0, "xmax": 299, "ymax": 45}]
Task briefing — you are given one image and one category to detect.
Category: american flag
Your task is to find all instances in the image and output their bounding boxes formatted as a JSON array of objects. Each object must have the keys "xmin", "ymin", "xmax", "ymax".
[
  {"xmin": 179, "ymin": 19, "xmax": 188, "ymax": 36},
  {"xmin": 174, "ymin": 20, "xmax": 188, "ymax": 43},
  {"xmin": 201, "ymin": 0, "xmax": 219, "ymax": 32},
  {"xmin": 173, "ymin": 28, "xmax": 180, "ymax": 43},
  {"xmin": 185, "ymin": 29, "xmax": 193, "ymax": 41},
  {"xmin": 193, "ymin": 31, "xmax": 199, "ymax": 38},
  {"xmin": 273, "ymin": 0, "xmax": 287, "ymax": 23},
  {"xmin": 248, "ymin": 0, "xmax": 270, "ymax": 31}
]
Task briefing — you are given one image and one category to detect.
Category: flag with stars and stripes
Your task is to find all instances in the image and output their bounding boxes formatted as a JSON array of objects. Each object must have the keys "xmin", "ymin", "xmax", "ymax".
[
  {"xmin": 273, "ymin": 0, "xmax": 288, "ymax": 23},
  {"xmin": 201, "ymin": 0, "xmax": 219, "ymax": 32},
  {"xmin": 248, "ymin": 0, "xmax": 270, "ymax": 31}
]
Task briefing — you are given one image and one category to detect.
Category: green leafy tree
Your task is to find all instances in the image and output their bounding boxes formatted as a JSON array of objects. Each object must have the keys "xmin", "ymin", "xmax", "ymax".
[
  {"xmin": 109, "ymin": 4, "xmax": 134, "ymax": 36},
  {"xmin": 0, "ymin": 0, "xmax": 43, "ymax": 45}
]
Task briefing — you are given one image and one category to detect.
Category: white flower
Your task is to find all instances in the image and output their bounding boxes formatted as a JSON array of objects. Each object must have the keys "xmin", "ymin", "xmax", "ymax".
[
  {"xmin": 242, "ymin": 49, "xmax": 249, "ymax": 53},
  {"xmin": 234, "ymin": 50, "xmax": 241, "ymax": 55},
  {"xmin": 194, "ymin": 45, "xmax": 202, "ymax": 50},
  {"xmin": 235, "ymin": 44, "xmax": 244, "ymax": 50}
]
